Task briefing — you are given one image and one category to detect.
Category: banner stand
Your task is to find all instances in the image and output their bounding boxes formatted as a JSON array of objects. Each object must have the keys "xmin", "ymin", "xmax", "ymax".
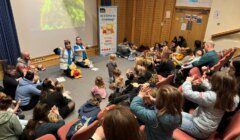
[{"xmin": 98, "ymin": 6, "xmax": 117, "ymax": 56}]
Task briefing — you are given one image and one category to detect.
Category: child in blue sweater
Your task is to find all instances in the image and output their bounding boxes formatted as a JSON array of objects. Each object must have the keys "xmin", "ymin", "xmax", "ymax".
[{"xmin": 130, "ymin": 84, "xmax": 183, "ymax": 140}]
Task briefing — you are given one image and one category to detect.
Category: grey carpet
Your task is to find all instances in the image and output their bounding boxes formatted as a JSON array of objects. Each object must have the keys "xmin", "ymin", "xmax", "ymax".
[{"xmin": 17, "ymin": 56, "xmax": 134, "ymax": 122}]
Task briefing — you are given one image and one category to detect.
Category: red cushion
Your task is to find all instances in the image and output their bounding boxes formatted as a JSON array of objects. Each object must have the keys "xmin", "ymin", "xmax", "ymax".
[
  {"xmin": 36, "ymin": 134, "xmax": 56, "ymax": 140},
  {"xmin": 57, "ymin": 119, "xmax": 78, "ymax": 140},
  {"xmin": 173, "ymin": 129, "xmax": 196, "ymax": 140}
]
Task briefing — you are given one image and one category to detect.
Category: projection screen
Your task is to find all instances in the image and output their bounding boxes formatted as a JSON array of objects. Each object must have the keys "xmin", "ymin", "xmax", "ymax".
[{"xmin": 10, "ymin": 0, "xmax": 98, "ymax": 57}]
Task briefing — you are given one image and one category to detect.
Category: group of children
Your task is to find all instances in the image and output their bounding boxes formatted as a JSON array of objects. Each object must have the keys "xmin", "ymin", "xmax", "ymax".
[{"xmin": 1, "ymin": 38, "xmax": 240, "ymax": 140}]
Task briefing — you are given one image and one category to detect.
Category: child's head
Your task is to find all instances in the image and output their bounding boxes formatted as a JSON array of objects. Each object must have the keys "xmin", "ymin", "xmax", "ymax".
[
  {"xmin": 109, "ymin": 54, "xmax": 116, "ymax": 61},
  {"xmin": 102, "ymin": 106, "xmax": 141, "ymax": 140},
  {"xmin": 135, "ymin": 57, "xmax": 144, "ymax": 66},
  {"xmin": 42, "ymin": 78, "xmax": 55, "ymax": 91},
  {"xmin": 89, "ymin": 94, "xmax": 102, "ymax": 106},
  {"xmin": 210, "ymin": 71, "xmax": 238, "ymax": 111},
  {"xmin": 95, "ymin": 76, "xmax": 105, "ymax": 87},
  {"xmin": 0, "ymin": 92, "xmax": 6, "ymax": 99},
  {"xmin": 195, "ymin": 49, "xmax": 203, "ymax": 57},
  {"xmin": 55, "ymin": 81, "xmax": 64, "ymax": 93},
  {"xmin": 156, "ymin": 85, "xmax": 183, "ymax": 116},
  {"xmin": 113, "ymin": 69, "xmax": 121, "ymax": 77},
  {"xmin": 135, "ymin": 65, "xmax": 146, "ymax": 77},
  {"xmin": 143, "ymin": 59, "xmax": 155, "ymax": 71},
  {"xmin": 0, "ymin": 94, "xmax": 12, "ymax": 110},
  {"xmin": 48, "ymin": 111, "xmax": 59, "ymax": 123},
  {"xmin": 183, "ymin": 48, "xmax": 193, "ymax": 56}
]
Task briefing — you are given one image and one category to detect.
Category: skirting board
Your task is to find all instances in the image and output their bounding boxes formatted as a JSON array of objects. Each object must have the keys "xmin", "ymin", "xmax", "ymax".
[{"xmin": 0, "ymin": 46, "xmax": 99, "ymax": 80}]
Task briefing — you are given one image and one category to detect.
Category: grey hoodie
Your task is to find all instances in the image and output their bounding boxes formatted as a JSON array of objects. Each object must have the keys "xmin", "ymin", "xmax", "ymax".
[{"xmin": 0, "ymin": 111, "xmax": 22, "ymax": 140}]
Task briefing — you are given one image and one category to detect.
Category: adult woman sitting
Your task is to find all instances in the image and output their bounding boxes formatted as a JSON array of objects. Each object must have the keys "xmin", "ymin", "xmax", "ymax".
[
  {"xmin": 3, "ymin": 65, "xmax": 19, "ymax": 99},
  {"xmin": 155, "ymin": 46, "xmax": 175, "ymax": 78},
  {"xmin": 39, "ymin": 79, "xmax": 75, "ymax": 119},
  {"xmin": 59, "ymin": 40, "xmax": 74, "ymax": 76},
  {"xmin": 0, "ymin": 95, "xmax": 22, "ymax": 140},
  {"xmin": 22, "ymin": 103, "xmax": 65, "ymax": 139}
]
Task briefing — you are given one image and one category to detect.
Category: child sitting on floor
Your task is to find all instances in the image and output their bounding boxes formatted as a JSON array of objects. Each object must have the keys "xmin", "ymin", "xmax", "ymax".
[
  {"xmin": 91, "ymin": 76, "xmax": 107, "ymax": 99},
  {"xmin": 55, "ymin": 81, "xmax": 72, "ymax": 100},
  {"xmin": 109, "ymin": 69, "xmax": 124, "ymax": 94}
]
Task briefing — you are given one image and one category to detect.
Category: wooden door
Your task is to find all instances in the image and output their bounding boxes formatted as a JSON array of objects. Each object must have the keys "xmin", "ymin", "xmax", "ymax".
[{"xmin": 170, "ymin": 8, "xmax": 210, "ymax": 49}]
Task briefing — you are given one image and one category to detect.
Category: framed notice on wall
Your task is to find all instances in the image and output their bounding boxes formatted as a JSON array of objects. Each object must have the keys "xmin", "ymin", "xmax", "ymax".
[{"xmin": 98, "ymin": 6, "xmax": 117, "ymax": 55}]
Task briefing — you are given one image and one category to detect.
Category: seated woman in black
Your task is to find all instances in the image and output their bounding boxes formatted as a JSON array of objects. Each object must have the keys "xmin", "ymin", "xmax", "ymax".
[
  {"xmin": 156, "ymin": 46, "xmax": 175, "ymax": 77},
  {"xmin": 3, "ymin": 65, "xmax": 19, "ymax": 99},
  {"xmin": 22, "ymin": 102, "xmax": 65, "ymax": 139},
  {"xmin": 39, "ymin": 79, "xmax": 75, "ymax": 119}
]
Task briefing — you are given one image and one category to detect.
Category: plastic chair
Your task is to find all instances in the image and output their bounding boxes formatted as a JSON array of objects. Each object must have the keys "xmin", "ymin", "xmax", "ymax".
[
  {"xmin": 156, "ymin": 74, "xmax": 174, "ymax": 88},
  {"xmin": 57, "ymin": 119, "xmax": 78, "ymax": 140},
  {"xmin": 36, "ymin": 134, "xmax": 56, "ymax": 140},
  {"xmin": 71, "ymin": 120, "xmax": 99, "ymax": 140}
]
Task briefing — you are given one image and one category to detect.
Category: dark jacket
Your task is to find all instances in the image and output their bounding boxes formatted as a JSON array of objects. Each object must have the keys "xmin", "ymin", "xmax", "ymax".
[
  {"xmin": 3, "ymin": 75, "xmax": 19, "ymax": 99},
  {"xmin": 78, "ymin": 101, "xmax": 101, "ymax": 118},
  {"xmin": 35, "ymin": 120, "xmax": 65, "ymax": 139},
  {"xmin": 156, "ymin": 60, "xmax": 175, "ymax": 78}
]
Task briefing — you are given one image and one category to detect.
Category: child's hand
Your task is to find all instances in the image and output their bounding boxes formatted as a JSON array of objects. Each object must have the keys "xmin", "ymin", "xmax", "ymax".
[
  {"xmin": 186, "ymin": 76, "xmax": 194, "ymax": 82},
  {"xmin": 139, "ymin": 83, "xmax": 151, "ymax": 98},
  {"xmin": 201, "ymin": 66, "xmax": 209, "ymax": 72},
  {"xmin": 51, "ymin": 105, "xmax": 60, "ymax": 115},
  {"xmin": 143, "ymin": 94, "xmax": 155, "ymax": 105},
  {"xmin": 17, "ymin": 100, "xmax": 21, "ymax": 106}
]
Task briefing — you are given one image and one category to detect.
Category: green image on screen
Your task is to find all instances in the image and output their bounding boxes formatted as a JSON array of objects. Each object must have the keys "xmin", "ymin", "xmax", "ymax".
[{"xmin": 41, "ymin": 0, "xmax": 85, "ymax": 31}]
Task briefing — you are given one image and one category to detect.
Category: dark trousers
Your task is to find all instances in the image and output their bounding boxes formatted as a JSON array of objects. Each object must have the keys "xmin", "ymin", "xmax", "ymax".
[{"xmin": 20, "ymin": 96, "xmax": 39, "ymax": 111}]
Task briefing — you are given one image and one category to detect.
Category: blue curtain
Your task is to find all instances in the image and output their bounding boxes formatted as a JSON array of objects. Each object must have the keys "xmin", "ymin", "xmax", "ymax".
[
  {"xmin": 101, "ymin": 0, "xmax": 111, "ymax": 6},
  {"xmin": 0, "ymin": 0, "xmax": 21, "ymax": 65}
]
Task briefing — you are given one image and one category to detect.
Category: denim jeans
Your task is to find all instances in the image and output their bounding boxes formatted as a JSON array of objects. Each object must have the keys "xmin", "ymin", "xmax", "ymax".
[{"xmin": 180, "ymin": 112, "xmax": 208, "ymax": 139}]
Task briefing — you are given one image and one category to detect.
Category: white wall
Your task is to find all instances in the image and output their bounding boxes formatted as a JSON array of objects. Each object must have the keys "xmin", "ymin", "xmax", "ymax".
[
  {"xmin": 204, "ymin": 0, "xmax": 240, "ymax": 51},
  {"xmin": 10, "ymin": 0, "xmax": 98, "ymax": 58}
]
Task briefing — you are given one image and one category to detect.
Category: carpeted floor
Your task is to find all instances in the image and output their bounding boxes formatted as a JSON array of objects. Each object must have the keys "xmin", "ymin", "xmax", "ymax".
[{"xmin": 14, "ymin": 56, "xmax": 134, "ymax": 122}]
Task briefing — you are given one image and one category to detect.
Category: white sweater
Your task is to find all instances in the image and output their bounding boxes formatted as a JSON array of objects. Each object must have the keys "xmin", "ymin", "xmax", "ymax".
[{"xmin": 182, "ymin": 80, "xmax": 239, "ymax": 136}]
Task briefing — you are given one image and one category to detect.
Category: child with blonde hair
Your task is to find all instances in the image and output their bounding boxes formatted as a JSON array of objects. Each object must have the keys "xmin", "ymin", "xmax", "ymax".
[
  {"xmin": 55, "ymin": 81, "xmax": 72, "ymax": 100},
  {"xmin": 109, "ymin": 69, "xmax": 124, "ymax": 93},
  {"xmin": 106, "ymin": 54, "xmax": 117, "ymax": 83},
  {"xmin": 91, "ymin": 76, "xmax": 107, "ymax": 99}
]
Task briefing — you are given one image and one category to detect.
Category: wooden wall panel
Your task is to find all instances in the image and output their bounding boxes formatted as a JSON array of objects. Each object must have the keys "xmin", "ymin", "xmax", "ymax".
[
  {"xmin": 125, "ymin": 0, "xmax": 134, "ymax": 42},
  {"xmin": 160, "ymin": 0, "xmax": 176, "ymax": 42},
  {"xmin": 133, "ymin": 0, "xmax": 144, "ymax": 46},
  {"xmin": 151, "ymin": 0, "xmax": 165, "ymax": 47},
  {"xmin": 100, "ymin": 0, "xmax": 177, "ymax": 48},
  {"xmin": 112, "ymin": 0, "xmax": 127, "ymax": 43},
  {"xmin": 141, "ymin": 0, "xmax": 155, "ymax": 46}
]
